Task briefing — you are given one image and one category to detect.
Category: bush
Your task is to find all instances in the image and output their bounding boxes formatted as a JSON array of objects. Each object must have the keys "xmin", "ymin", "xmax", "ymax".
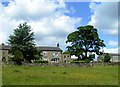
[
  {"xmin": 13, "ymin": 50, "xmax": 24, "ymax": 65},
  {"xmin": 88, "ymin": 54, "xmax": 95, "ymax": 61},
  {"xmin": 34, "ymin": 60, "xmax": 48, "ymax": 63},
  {"xmin": 85, "ymin": 59, "xmax": 90, "ymax": 63},
  {"xmin": 103, "ymin": 53, "xmax": 111, "ymax": 62},
  {"xmin": 8, "ymin": 55, "xmax": 13, "ymax": 64}
]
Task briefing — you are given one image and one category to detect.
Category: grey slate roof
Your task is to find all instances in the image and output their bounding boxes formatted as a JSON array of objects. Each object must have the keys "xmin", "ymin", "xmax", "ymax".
[
  {"xmin": 111, "ymin": 53, "xmax": 120, "ymax": 56},
  {"xmin": 0, "ymin": 44, "xmax": 62, "ymax": 52},
  {"xmin": 37, "ymin": 46, "xmax": 62, "ymax": 51},
  {"xmin": 0, "ymin": 45, "xmax": 11, "ymax": 50}
]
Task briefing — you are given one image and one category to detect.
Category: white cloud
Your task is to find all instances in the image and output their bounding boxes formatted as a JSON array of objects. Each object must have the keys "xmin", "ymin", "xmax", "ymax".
[
  {"xmin": 3, "ymin": 0, "xmax": 67, "ymax": 21},
  {"xmin": 103, "ymin": 47, "xmax": 119, "ymax": 53},
  {"xmin": 89, "ymin": 2, "xmax": 118, "ymax": 36},
  {"xmin": 0, "ymin": 0, "xmax": 81, "ymax": 50},
  {"xmin": 108, "ymin": 40, "xmax": 118, "ymax": 47},
  {"xmin": 0, "ymin": 32, "xmax": 6, "ymax": 43}
]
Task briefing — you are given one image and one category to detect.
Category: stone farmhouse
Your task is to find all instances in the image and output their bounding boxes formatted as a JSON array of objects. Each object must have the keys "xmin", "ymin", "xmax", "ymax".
[
  {"xmin": 37, "ymin": 46, "xmax": 71, "ymax": 63},
  {"xmin": 0, "ymin": 44, "xmax": 71, "ymax": 64}
]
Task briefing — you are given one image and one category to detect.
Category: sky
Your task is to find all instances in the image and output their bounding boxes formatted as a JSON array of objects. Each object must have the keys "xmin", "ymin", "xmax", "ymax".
[{"xmin": 0, "ymin": 0, "xmax": 119, "ymax": 53}]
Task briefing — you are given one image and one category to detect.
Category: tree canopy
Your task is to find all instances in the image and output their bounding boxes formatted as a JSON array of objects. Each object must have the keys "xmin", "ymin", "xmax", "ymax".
[
  {"xmin": 66, "ymin": 25, "xmax": 106, "ymax": 60},
  {"xmin": 8, "ymin": 22, "xmax": 36, "ymax": 63}
]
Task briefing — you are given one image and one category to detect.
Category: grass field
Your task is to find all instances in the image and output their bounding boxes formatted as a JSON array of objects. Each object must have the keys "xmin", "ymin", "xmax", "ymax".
[{"xmin": 2, "ymin": 65, "xmax": 119, "ymax": 85}]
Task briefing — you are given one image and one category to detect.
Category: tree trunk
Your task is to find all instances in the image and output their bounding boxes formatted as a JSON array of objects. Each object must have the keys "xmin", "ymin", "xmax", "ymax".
[
  {"xmin": 85, "ymin": 51, "xmax": 87, "ymax": 59},
  {"xmin": 77, "ymin": 56, "xmax": 81, "ymax": 60}
]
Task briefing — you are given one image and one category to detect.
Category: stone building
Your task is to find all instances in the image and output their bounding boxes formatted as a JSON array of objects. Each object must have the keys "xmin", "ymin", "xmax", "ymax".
[
  {"xmin": 37, "ymin": 46, "xmax": 62, "ymax": 63},
  {"xmin": 0, "ymin": 44, "xmax": 71, "ymax": 64},
  {"xmin": 62, "ymin": 52, "xmax": 71, "ymax": 63},
  {"xmin": 0, "ymin": 44, "xmax": 10, "ymax": 63}
]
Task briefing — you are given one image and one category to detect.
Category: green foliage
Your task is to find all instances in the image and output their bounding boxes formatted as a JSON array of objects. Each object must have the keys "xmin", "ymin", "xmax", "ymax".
[
  {"xmin": 88, "ymin": 54, "xmax": 95, "ymax": 61},
  {"xmin": 34, "ymin": 60, "xmax": 48, "ymax": 63},
  {"xmin": 66, "ymin": 25, "xmax": 106, "ymax": 60},
  {"xmin": 8, "ymin": 22, "xmax": 36, "ymax": 63},
  {"xmin": 34, "ymin": 49, "xmax": 43, "ymax": 60},
  {"xmin": 8, "ymin": 55, "xmax": 13, "ymax": 64},
  {"xmin": 103, "ymin": 53, "xmax": 111, "ymax": 62},
  {"xmin": 85, "ymin": 59, "xmax": 90, "ymax": 63},
  {"xmin": 13, "ymin": 50, "xmax": 24, "ymax": 65}
]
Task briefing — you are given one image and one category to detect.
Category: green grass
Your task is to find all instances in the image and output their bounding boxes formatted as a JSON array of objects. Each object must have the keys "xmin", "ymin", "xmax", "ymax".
[{"xmin": 2, "ymin": 65, "xmax": 119, "ymax": 85}]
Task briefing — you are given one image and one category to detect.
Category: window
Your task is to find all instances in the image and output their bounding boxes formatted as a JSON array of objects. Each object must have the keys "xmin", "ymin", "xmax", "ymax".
[
  {"xmin": 43, "ymin": 51, "xmax": 48, "ymax": 56},
  {"xmin": 3, "ymin": 52, "xmax": 5, "ymax": 55},
  {"xmin": 51, "ymin": 58, "xmax": 59, "ymax": 63},
  {"xmin": 8, "ymin": 50, "xmax": 11, "ymax": 54},
  {"xmin": 64, "ymin": 55, "xmax": 66, "ymax": 58},
  {"xmin": 2, "ymin": 57, "xmax": 6, "ymax": 62},
  {"xmin": 43, "ymin": 57, "xmax": 48, "ymax": 61},
  {"xmin": 53, "ymin": 52, "xmax": 58, "ymax": 57}
]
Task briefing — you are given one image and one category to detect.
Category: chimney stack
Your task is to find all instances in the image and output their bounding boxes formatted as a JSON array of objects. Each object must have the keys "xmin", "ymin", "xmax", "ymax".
[
  {"xmin": 2, "ymin": 43, "xmax": 4, "ymax": 45},
  {"xmin": 57, "ymin": 42, "xmax": 59, "ymax": 47}
]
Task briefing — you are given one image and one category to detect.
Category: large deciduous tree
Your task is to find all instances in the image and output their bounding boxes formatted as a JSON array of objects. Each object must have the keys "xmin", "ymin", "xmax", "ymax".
[
  {"xmin": 8, "ymin": 22, "xmax": 36, "ymax": 63},
  {"xmin": 66, "ymin": 25, "xmax": 106, "ymax": 60}
]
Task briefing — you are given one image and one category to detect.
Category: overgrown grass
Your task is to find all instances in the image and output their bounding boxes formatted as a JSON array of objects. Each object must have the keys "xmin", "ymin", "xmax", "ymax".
[{"xmin": 2, "ymin": 65, "xmax": 118, "ymax": 85}]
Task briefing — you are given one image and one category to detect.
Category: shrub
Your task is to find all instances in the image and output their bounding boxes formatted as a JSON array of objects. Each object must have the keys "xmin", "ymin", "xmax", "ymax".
[
  {"xmin": 34, "ymin": 50, "xmax": 43, "ymax": 60},
  {"xmin": 103, "ymin": 53, "xmax": 111, "ymax": 62},
  {"xmin": 8, "ymin": 55, "xmax": 13, "ymax": 64},
  {"xmin": 13, "ymin": 50, "xmax": 24, "ymax": 65},
  {"xmin": 88, "ymin": 54, "xmax": 95, "ymax": 61},
  {"xmin": 85, "ymin": 59, "xmax": 90, "ymax": 63}
]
